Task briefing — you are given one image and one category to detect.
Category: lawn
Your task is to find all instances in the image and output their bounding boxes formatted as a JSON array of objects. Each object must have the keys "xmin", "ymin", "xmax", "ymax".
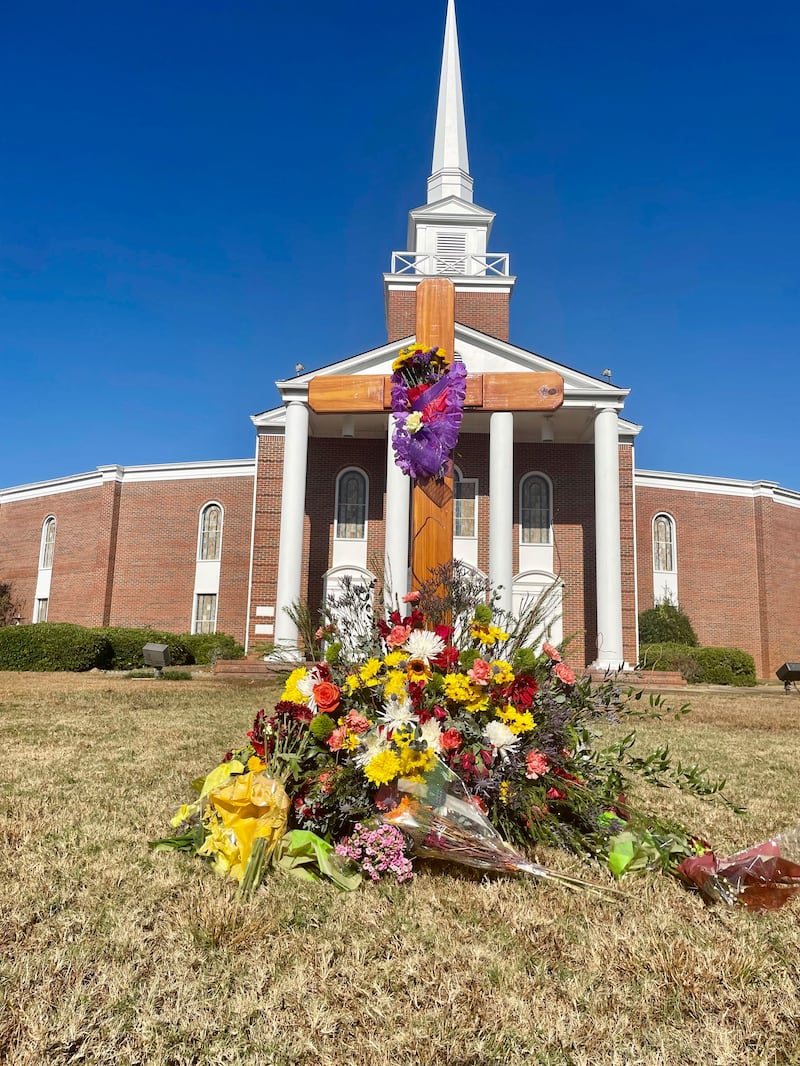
[{"xmin": 2, "ymin": 672, "xmax": 800, "ymax": 1066}]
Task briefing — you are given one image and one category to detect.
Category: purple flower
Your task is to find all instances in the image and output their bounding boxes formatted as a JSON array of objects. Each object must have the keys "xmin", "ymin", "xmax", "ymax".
[{"xmin": 391, "ymin": 361, "xmax": 467, "ymax": 480}]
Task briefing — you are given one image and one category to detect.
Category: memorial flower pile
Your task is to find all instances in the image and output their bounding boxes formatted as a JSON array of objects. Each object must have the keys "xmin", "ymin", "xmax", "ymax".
[
  {"xmin": 155, "ymin": 574, "xmax": 746, "ymax": 899},
  {"xmin": 390, "ymin": 343, "xmax": 468, "ymax": 479}
]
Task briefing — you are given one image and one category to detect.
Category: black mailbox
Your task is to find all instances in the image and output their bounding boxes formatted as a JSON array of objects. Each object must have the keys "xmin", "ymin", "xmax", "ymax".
[{"xmin": 143, "ymin": 642, "xmax": 171, "ymax": 673}]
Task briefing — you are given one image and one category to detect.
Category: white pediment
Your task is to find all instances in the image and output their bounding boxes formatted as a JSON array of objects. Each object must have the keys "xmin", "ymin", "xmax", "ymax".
[
  {"xmin": 409, "ymin": 196, "xmax": 495, "ymax": 222},
  {"xmin": 252, "ymin": 324, "xmax": 628, "ymax": 428}
]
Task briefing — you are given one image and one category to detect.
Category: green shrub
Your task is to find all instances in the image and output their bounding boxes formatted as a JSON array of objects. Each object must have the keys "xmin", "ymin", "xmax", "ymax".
[
  {"xmin": 638, "ymin": 602, "xmax": 698, "ymax": 646},
  {"xmin": 179, "ymin": 632, "xmax": 244, "ymax": 664},
  {"xmin": 0, "ymin": 623, "xmax": 112, "ymax": 672},
  {"xmin": 691, "ymin": 647, "xmax": 756, "ymax": 687},
  {"xmin": 94, "ymin": 628, "xmax": 193, "ymax": 670},
  {"xmin": 639, "ymin": 643, "xmax": 756, "ymax": 686}
]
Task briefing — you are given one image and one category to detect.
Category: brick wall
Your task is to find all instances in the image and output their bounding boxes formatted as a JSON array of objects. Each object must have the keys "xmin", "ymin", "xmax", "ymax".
[
  {"xmin": 0, "ymin": 487, "xmax": 106, "ymax": 625},
  {"xmin": 634, "ymin": 485, "xmax": 800, "ymax": 677},
  {"xmin": 249, "ymin": 433, "xmax": 285, "ymax": 648},
  {"xmin": 0, "ymin": 474, "xmax": 255, "ymax": 642},
  {"xmin": 386, "ymin": 289, "xmax": 510, "ymax": 343}
]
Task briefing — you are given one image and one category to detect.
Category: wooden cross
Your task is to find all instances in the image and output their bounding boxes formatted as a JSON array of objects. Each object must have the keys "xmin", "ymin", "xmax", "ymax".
[{"xmin": 308, "ymin": 278, "xmax": 564, "ymax": 592}]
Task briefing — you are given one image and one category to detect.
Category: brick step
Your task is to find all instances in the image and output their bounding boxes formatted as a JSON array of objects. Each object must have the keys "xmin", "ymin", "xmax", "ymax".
[
  {"xmin": 587, "ymin": 669, "xmax": 687, "ymax": 688},
  {"xmin": 213, "ymin": 659, "xmax": 289, "ymax": 678}
]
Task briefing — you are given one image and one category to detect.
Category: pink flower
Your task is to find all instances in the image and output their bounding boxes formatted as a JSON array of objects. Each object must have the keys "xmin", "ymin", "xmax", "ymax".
[
  {"xmin": 554, "ymin": 662, "xmax": 576, "ymax": 686},
  {"xmin": 402, "ymin": 590, "xmax": 421, "ymax": 604},
  {"xmin": 525, "ymin": 750, "xmax": 550, "ymax": 780},
  {"xmin": 327, "ymin": 725, "xmax": 348, "ymax": 752},
  {"xmin": 542, "ymin": 641, "xmax": 562, "ymax": 662},
  {"xmin": 386, "ymin": 624, "xmax": 412, "ymax": 648},
  {"xmin": 467, "ymin": 658, "xmax": 491, "ymax": 685},
  {"xmin": 315, "ymin": 627, "xmax": 325, "ymax": 640},
  {"xmin": 343, "ymin": 709, "xmax": 371, "ymax": 734}
]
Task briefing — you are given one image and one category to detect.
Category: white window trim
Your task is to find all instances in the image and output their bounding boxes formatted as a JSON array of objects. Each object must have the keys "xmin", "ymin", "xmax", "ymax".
[
  {"xmin": 453, "ymin": 465, "xmax": 479, "ymax": 540},
  {"xmin": 39, "ymin": 515, "xmax": 56, "ymax": 569},
  {"xmin": 519, "ymin": 472, "xmax": 553, "ymax": 546},
  {"xmin": 193, "ymin": 592, "xmax": 218, "ymax": 635},
  {"xmin": 197, "ymin": 501, "xmax": 224, "ymax": 562},
  {"xmin": 652, "ymin": 512, "xmax": 677, "ymax": 574},
  {"xmin": 334, "ymin": 467, "xmax": 369, "ymax": 542}
]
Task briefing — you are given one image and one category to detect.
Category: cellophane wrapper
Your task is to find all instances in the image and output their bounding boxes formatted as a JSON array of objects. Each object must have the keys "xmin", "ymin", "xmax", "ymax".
[
  {"xmin": 678, "ymin": 825, "xmax": 800, "ymax": 911},
  {"xmin": 378, "ymin": 758, "xmax": 615, "ymax": 894}
]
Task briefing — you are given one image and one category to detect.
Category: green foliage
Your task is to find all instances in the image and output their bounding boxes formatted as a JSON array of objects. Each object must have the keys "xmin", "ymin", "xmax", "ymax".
[
  {"xmin": 638, "ymin": 602, "xmax": 698, "ymax": 646},
  {"xmin": 639, "ymin": 643, "xmax": 756, "ymax": 686},
  {"xmin": 0, "ymin": 623, "xmax": 112, "ymax": 672},
  {"xmin": 124, "ymin": 668, "xmax": 193, "ymax": 681},
  {"xmin": 179, "ymin": 632, "xmax": 244, "ymax": 664},
  {"xmin": 94, "ymin": 628, "xmax": 193, "ymax": 670}
]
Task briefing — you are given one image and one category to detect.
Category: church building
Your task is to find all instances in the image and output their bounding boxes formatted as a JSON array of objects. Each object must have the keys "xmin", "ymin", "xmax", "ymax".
[{"xmin": 1, "ymin": 1, "xmax": 798, "ymax": 678}]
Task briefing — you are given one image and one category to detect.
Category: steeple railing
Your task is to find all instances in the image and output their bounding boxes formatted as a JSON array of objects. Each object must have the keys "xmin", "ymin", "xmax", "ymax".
[{"xmin": 389, "ymin": 252, "xmax": 510, "ymax": 277}]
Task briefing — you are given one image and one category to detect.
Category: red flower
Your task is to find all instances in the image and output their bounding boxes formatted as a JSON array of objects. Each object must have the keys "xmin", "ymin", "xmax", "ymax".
[
  {"xmin": 440, "ymin": 728, "xmax": 463, "ymax": 752},
  {"xmin": 313, "ymin": 681, "xmax": 341, "ymax": 715},
  {"xmin": 546, "ymin": 786, "xmax": 567, "ymax": 801},
  {"xmin": 502, "ymin": 674, "xmax": 538, "ymax": 707}
]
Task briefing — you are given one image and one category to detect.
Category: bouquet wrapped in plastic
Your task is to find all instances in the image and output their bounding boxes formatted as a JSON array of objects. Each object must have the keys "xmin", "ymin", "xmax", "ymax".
[
  {"xmin": 678, "ymin": 825, "xmax": 800, "ymax": 911},
  {"xmin": 378, "ymin": 757, "xmax": 620, "ymax": 898}
]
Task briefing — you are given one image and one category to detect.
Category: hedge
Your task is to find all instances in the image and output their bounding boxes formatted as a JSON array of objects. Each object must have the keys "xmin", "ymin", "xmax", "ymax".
[
  {"xmin": 179, "ymin": 632, "xmax": 245, "ymax": 664},
  {"xmin": 638, "ymin": 603, "xmax": 698, "ymax": 647},
  {"xmin": 0, "ymin": 623, "xmax": 113, "ymax": 672},
  {"xmin": 639, "ymin": 643, "xmax": 756, "ymax": 687}
]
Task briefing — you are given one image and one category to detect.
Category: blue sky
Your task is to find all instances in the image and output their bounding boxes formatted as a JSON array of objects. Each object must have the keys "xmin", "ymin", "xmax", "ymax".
[{"xmin": 2, "ymin": 0, "xmax": 798, "ymax": 490}]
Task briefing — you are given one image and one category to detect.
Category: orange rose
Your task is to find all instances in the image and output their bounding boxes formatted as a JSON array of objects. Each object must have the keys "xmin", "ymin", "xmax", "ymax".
[{"xmin": 313, "ymin": 680, "xmax": 341, "ymax": 715}]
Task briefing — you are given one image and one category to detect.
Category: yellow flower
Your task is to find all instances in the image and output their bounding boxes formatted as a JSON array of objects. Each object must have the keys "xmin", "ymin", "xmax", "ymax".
[
  {"xmin": 247, "ymin": 756, "xmax": 266, "ymax": 772},
  {"xmin": 345, "ymin": 673, "xmax": 360, "ymax": 693},
  {"xmin": 398, "ymin": 746, "xmax": 436, "ymax": 779},
  {"xmin": 365, "ymin": 749, "xmax": 401, "ymax": 786},
  {"xmin": 342, "ymin": 732, "xmax": 361, "ymax": 752},
  {"xmin": 384, "ymin": 651, "xmax": 406, "ymax": 668},
  {"xmin": 499, "ymin": 781, "xmax": 511, "ymax": 805},
  {"xmin": 497, "ymin": 704, "xmax": 535, "ymax": 735},
  {"xmin": 470, "ymin": 622, "xmax": 509, "ymax": 647},
  {"xmin": 443, "ymin": 672, "xmax": 487, "ymax": 712},
  {"xmin": 392, "ymin": 725, "xmax": 414, "ymax": 749},
  {"xmin": 406, "ymin": 412, "xmax": 423, "ymax": 434},
  {"xmin": 406, "ymin": 658, "xmax": 431, "ymax": 683},
  {"xmin": 281, "ymin": 666, "xmax": 308, "ymax": 704},
  {"xmin": 383, "ymin": 669, "xmax": 407, "ymax": 698},
  {"xmin": 490, "ymin": 659, "xmax": 514, "ymax": 685},
  {"xmin": 359, "ymin": 658, "xmax": 384, "ymax": 687}
]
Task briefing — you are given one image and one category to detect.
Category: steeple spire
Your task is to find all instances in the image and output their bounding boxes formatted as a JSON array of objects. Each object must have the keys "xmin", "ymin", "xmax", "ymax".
[{"xmin": 427, "ymin": 0, "xmax": 474, "ymax": 204}]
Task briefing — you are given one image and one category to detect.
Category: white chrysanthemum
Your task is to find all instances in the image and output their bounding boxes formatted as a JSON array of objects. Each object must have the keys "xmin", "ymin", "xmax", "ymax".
[
  {"xmin": 419, "ymin": 718, "xmax": 442, "ymax": 753},
  {"xmin": 403, "ymin": 629, "xmax": 445, "ymax": 664},
  {"xmin": 354, "ymin": 727, "xmax": 391, "ymax": 768},
  {"xmin": 380, "ymin": 693, "xmax": 417, "ymax": 727},
  {"xmin": 295, "ymin": 666, "xmax": 326, "ymax": 710},
  {"xmin": 483, "ymin": 720, "xmax": 519, "ymax": 753}
]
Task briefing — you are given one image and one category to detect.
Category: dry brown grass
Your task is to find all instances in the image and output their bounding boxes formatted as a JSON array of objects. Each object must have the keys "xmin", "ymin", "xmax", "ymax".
[{"xmin": 2, "ymin": 673, "xmax": 800, "ymax": 1066}]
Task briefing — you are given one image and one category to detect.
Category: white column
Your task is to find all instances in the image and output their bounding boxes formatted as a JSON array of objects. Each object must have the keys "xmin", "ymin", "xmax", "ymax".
[
  {"xmin": 489, "ymin": 411, "xmax": 514, "ymax": 613},
  {"xmin": 272, "ymin": 400, "xmax": 309, "ymax": 655},
  {"xmin": 384, "ymin": 420, "xmax": 410, "ymax": 608},
  {"xmin": 592, "ymin": 406, "xmax": 629, "ymax": 670}
]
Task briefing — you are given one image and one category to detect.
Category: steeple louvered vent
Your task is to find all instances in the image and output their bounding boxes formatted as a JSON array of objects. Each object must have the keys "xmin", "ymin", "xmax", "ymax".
[{"xmin": 436, "ymin": 231, "xmax": 467, "ymax": 274}]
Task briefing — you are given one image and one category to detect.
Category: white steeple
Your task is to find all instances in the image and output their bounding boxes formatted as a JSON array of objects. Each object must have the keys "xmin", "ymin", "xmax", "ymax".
[{"xmin": 427, "ymin": 0, "xmax": 474, "ymax": 204}]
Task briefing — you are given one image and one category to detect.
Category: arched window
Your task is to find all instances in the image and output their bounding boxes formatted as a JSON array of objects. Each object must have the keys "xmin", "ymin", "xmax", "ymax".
[
  {"xmin": 335, "ymin": 469, "xmax": 368, "ymax": 540},
  {"xmin": 40, "ymin": 516, "xmax": 56, "ymax": 569},
  {"xmin": 520, "ymin": 474, "xmax": 552, "ymax": 545},
  {"xmin": 653, "ymin": 514, "xmax": 676, "ymax": 573},
  {"xmin": 453, "ymin": 466, "xmax": 477, "ymax": 538},
  {"xmin": 198, "ymin": 503, "xmax": 223, "ymax": 561}
]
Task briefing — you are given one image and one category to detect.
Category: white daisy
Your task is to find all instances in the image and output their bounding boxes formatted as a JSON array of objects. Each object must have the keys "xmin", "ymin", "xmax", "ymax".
[
  {"xmin": 483, "ymin": 720, "xmax": 519, "ymax": 754},
  {"xmin": 419, "ymin": 718, "xmax": 443, "ymax": 753},
  {"xmin": 353, "ymin": 727, "xmax": 391, "ymax": 768},
  {"xmin": 380, "ymin": 693, "xmax": 418, "ymax": 727},
  {"xmin": 403, "ymin": 629, "xmax": 445, "ymax": 664}
]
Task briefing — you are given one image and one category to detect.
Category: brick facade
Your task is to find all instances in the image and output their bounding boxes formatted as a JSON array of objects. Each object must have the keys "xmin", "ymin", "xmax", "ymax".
[
  {"xmin": 635, "ymin": 485, "xmax": 800, "ymax": 677},
  {"xmin": 386, "ymin": 288, "xmax": 510, "ymax": 343}
]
